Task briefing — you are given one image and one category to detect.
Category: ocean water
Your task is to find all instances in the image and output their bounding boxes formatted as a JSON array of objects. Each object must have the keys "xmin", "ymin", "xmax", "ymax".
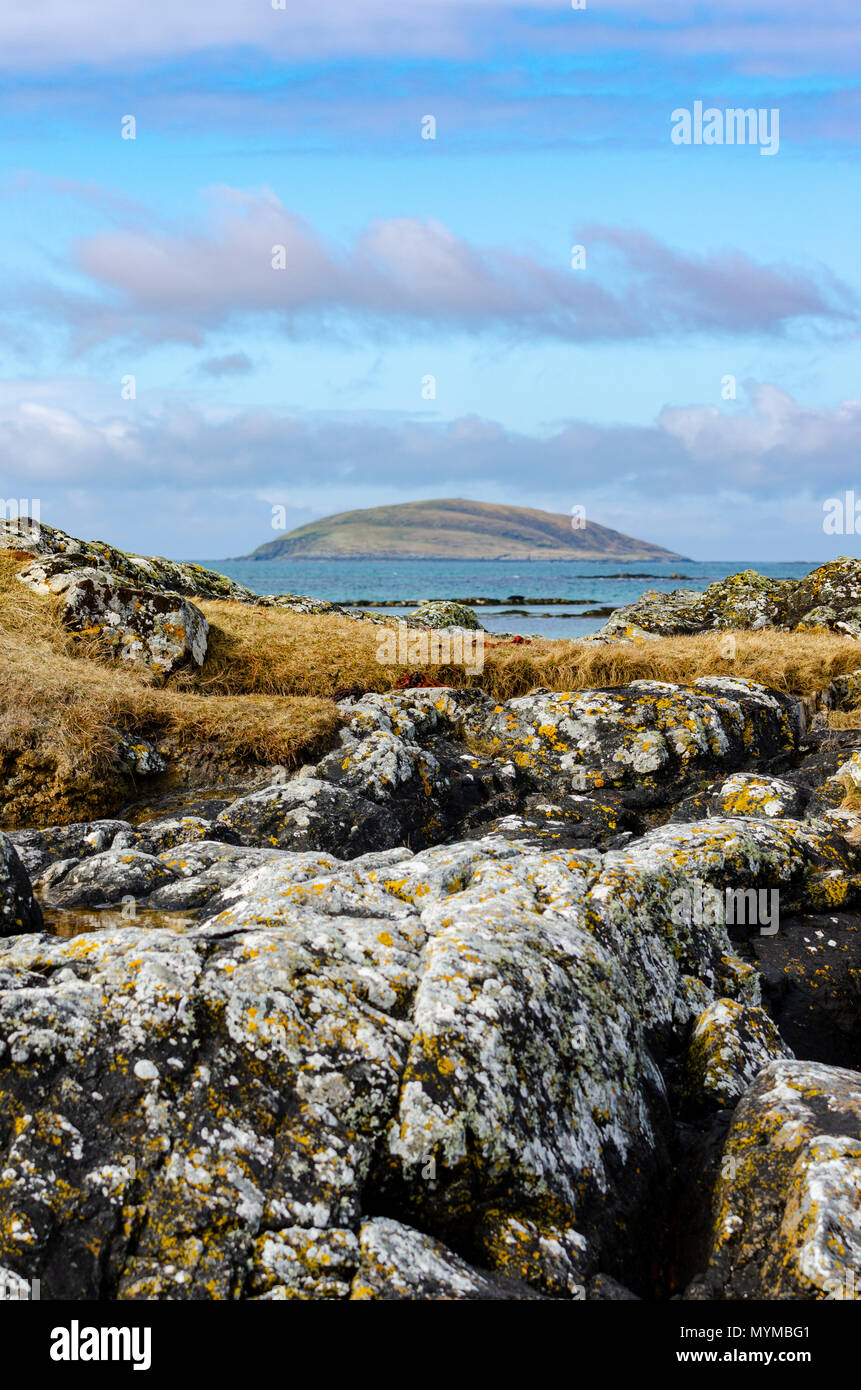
[{"xmin": 196, "ymin": 557, "xmax": 820, "ymax": 639}]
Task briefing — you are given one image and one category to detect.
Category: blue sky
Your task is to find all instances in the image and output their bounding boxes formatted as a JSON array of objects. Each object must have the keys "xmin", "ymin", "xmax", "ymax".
[{"xmin": 1, "ymin": 0, "xmax": 860, "ymax": 559}]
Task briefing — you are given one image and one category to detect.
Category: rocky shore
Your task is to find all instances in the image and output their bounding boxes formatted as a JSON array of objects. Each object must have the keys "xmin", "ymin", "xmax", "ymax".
[{"xmin": 1, "ymin": 519, "xmax": 861, "ymax": 1300}]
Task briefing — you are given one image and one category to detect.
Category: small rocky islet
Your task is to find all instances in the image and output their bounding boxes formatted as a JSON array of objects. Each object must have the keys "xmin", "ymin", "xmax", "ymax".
[{"xmin": 2, "ymin": 519, "xmax": 861, "ymax": 1300}]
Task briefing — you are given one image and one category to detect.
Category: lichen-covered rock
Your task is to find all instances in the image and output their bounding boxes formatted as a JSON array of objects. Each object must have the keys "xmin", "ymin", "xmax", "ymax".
[
  {"xmin": 687, "ymin": 1060, "xmax": 861, "ymax": 1300},
  {"xmin": 5, "ymin": 820, "xmax": 133, "ymax": 878},
  {"xmin": 147, "ymin": 842, "xmax": 292, "ymax": 910},
  {"xmin": 747, "ymin": 908, "xmax": 861, "ymax": 1071},
  {"xmin": 834, "ymin": 751, "xmax": 861, "ymax": 794},
  {"xmin": 314, "ymin": 729, "xmax": 441, "ymax": 806},
  {"xmin": 473, "ymin": 678, "xmax": 805, "ymax": 811},
  {"xmin": 595, "ymin": 558, "xmax": 861, "ymax": 639},
  {"xmin": 827, "ymin": 669, "xmax": 861, "ymax": 711},
  {"xmin": 0, "ymin": 516, "xmax": 256, "ymax": 603},
  {"xmin": 338, "ymin": 687, "xmax": 495, "ymax": 742},
  {"xmin": 266, "ymin": 592, "xmax": 342, "ymax": 616},
  {"xmin": 472, "ymin": 1209, "xmax": 587, "ymax": 1297},
  {"xmin": 703, "ymin": 772, "xmax": 804, "ymax": 821},
  {"xmin": 783, "ymin": 557, "xmax": 861, "ymax": 629},
  {"xmin": 130, "ymin": 817, "xmax": 219, "ymax": 857},
  {"xmin": 113, "ymin": 734, "xmax": 168, "ymax": 777},
  {"xmin": 0, "ymin": 834, "xmax": 42, "ymax": 938},
  {"xmin": 0, "ymin": 824, "xmax": 791, "ymax": 1300},
  {"xmin": 35, "ymin": 850, "xmax": 177, "ymax": 908},
  {"xmin": 683, "ymin": 999, "xmax": 793, "ymax": 1110},
  {"xmin": 349, "ymin": 1217, "xmax": 544, "ymax": 1300},
  {"xmin": 213, "ymin": 778, "xmax": 402, "ymax": 857},
  {"xmin": 7, "ymin": 647, "xmax": 861, "ymax": 1302},
  {"xmin": 410, "ymin": 600, "xmax": 482, "ymax": 631},
  {"xmin": 248, "ymin": 1225, "xmax": 359, "ymax": 1299},
  {"xmin": 18, "ymin": 560, "xmax": 208, "ymax": 675}
]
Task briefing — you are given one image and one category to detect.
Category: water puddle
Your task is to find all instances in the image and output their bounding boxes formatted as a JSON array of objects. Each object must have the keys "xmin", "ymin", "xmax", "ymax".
[{"xmin": 43, "ymin": 906, "xmax": 199, "ymax": 938}]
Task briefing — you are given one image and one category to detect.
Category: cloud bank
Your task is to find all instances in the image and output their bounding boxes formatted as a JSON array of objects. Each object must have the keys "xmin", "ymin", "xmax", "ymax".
[{"xmin": 49, "ymin": 190, "xmax": 852, "ymax": 349}]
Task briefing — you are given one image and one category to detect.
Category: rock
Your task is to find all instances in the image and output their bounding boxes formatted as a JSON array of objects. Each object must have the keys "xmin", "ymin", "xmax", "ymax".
[
  {"xmin": 687, "ymin": 1060, "xmax": 861, "ymax": 1300},
  {"xmin": 599, "ymin": 587, "xmax": 719, "ymax": 639},
  {"xmin": 131, "ymin": 817, "xmax": 223, "ymax": 857},
  {"xmin": 783, "ymin": 557, "xmax": 861, "ymax": 629},
  {"xmin": 248, "ymin": 1225, "xmax": 359, "ymax": 1299},
  {"xmin": 7, "ymin": 645, "xmax": 861, "ymax": 1302},
  {"xmin": 0, "ymin": 516, "xmax": 256, "ymax": 603},
  {"xmin": 113, "ymin": 734, "xmax": 168, "ymax": 777},
  {"xmin": 5, "ymin": 820, "xmax": 132, "ymax": 877},
  {"xmin": 473, "ymin": 678, "xmax": 805, "ymax": 811},
  {"xmin": 266, "ymin": 593, "xmax": 343, "ymax": 616},
  {"xmin": 703, "ymin": 772, "xmax": 804, "ymax": 821},
  {"xmin": 213, "ymin": 778, "xmax": 403, "ymax": 858},
  {"xmin": 682, "ymin": 999, "xmax": 793, "ymax": 1110},
  {"xmin": 472, "ymin": 1209, "xmax": 587, "ymax": 1297},
  {"xmin": 595, "ymin": 558, "xmax": 861, "ymax": 639},
  {"xmin": 410, "ymin": 600, "xmax": 482, "ymax": 631},
  {"xmin": 587, "ymin": 1272, "xmax": 640, "ymax": 1300},
  {"xmin": 827, "ymin": 670, "xmax": 861, "ymax": 710},
  {"xmin": 748, "ymin": 909, "xmax": 861, "ymax": 1070},
  {"xmin": 17, "ymin": 560, "xmax": 208, "ymax": 675},
  {"xmin": 835, "ymin": 752, "xmax": 861, "ymax": 793},
  {"xmin": 349, "ymin": 1217, "xmax": 544, "ymax": 1300},
  {"xmin": 35, "ymin": 849, "xmax": 177, "ymax": 908},
  {"xmin": 314, "ymin": 729, "xmax": 441, "ymax": 807},
  {"xmin": 149, "ymin": 843, "xmax": 306, "ymax": 910},
  {"xmin": 0, "ymin": 826, "xmax": 774, "ymax": 1299},
  {"xmin": 0, "ymin": 834, "xmax": 42, "ymax": 938},
  {"xmin": 338, "ymin": 687, "xmax": 495, "ymax": 742}
]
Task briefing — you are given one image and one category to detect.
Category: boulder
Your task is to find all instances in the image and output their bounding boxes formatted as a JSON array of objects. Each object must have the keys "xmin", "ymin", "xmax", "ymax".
[
  {"xmin": 5, "ymin": 820, "xmax": 133, "ymax": 878},
  {"xmin": 702, "ymin": 772, "xmax": 804, "ymax": 821},
  {"xmin": 472, "ymin": 678, "xmax": 805, "ymax": 810},
  {"xmin": 410, "ymin": 600, "xmax": 482, "ymax": 630},
  {"xmin": 213, "ymin": 777, "xmax": 402, "ymax": 857},
  {"xmin": 349, "ymin": 1217, "xmax": 544, "ymax": 1300},
  {"xmin": 0, "ymin": 834, "xmax": 42, "ymax": 938},
  {"xmin": 0, "ymin": 826, "xmax": 768, "ymax": 1299},
  {"xmin": 0, "ymin": 516, "xmax": 256, "ymax": 603},
  {"xmin": 595, "ymin": 558, "xmax": 861, "ymax": 640},
  {"xmin": 35, "ymin": 850, "xmax": 177, "ymax": 908},
  {"xmin": 18, "ymin": 560, "xmax": 208, "ymax": 675},
  {"xmin": 687, "ymin": 1059, "xmax": 861, "ymax": 1300},
  {"xmin": 682, "ymin": 999, "xmax": 792, "ymax": 1110}
]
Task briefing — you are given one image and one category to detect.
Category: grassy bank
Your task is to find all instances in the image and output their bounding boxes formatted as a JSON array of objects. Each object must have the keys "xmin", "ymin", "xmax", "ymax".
[
  {"xmin": 0, "ymin": 556, "xmax": 340, "ymax": 825},
  {"xmin": 194, "ymin": 597, "xmax": 861, "ymax": 703},
  {"xmin": 3, "ymin": 551, "xmax": 861, "ymax": 827}
]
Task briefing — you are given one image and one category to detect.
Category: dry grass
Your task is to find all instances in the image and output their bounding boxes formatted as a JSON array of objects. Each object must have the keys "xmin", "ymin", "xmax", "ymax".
[
  {"xmin": 0, "ymin": 556, "xmax": 339, "ymax": 826},
  {"xmin": 4, "ymin": 548, "xmax": 861, "ymax": 828},
  {"xmin": 193, "ymin": 598, "xmax": 861, "ymax": 704},
  {"xmin": 828, "ymin": 711, "xmax": 861, "ymax": 729}
]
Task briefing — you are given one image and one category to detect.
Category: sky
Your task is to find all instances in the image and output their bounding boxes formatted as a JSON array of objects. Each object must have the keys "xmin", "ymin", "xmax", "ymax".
[{"xmin": 1, "ymin": 0, "xmax": 860, "ymax": 560}]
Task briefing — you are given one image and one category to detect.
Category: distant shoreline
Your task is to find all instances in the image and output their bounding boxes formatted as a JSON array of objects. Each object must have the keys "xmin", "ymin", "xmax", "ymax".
[{"xmin": 227, "ymin": 554, "xmax": 694, "ymax": 564}]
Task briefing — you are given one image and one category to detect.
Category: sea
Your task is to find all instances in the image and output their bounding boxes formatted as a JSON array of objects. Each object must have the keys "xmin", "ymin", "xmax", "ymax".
[{"xmin": 196, "ymin": 558, "xmax": 820, "ymax": 640}]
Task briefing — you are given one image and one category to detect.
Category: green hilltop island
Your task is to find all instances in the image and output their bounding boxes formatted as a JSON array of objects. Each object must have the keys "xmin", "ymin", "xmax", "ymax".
[{"xmin": 239, "ymin": 497, "xmax": 689, "ymax": 562}]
